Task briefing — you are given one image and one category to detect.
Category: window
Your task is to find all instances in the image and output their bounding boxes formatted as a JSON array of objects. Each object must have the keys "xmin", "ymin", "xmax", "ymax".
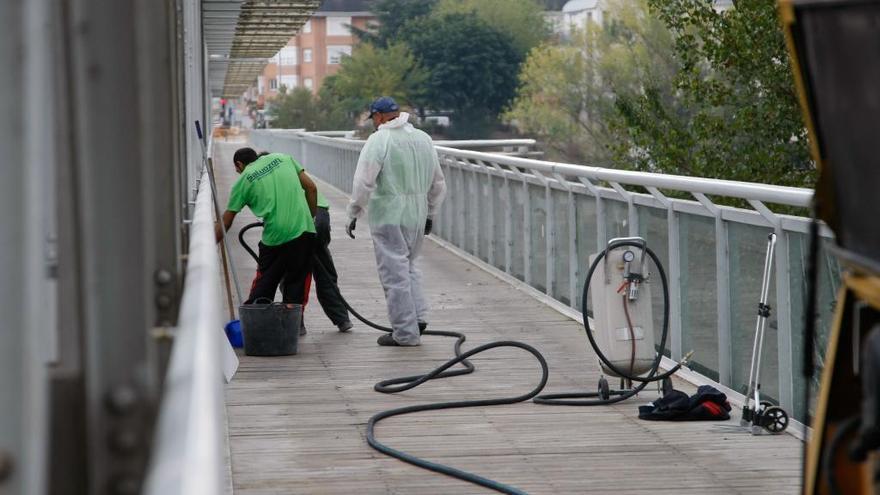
[
  {"xmin": 269, "ymin": 78, "xmax": 278, "ymax": 90},
  {"xmin": 303, "ymin": 20, "xmax": 311, "ymax": 33},
  {"xmin": 327, "ymin": 45, "xmax": 351, "ymax": 65},
  {"xmin": 278, "ymin": 46, "xmax": 297, "ymax": 66},
  {"xmin": 303, "ymin": 49, "xmax": 312, "ymax": 63},
  {"xmin": 257, "ymin": 76, "xmax": 265, "ymax": 95},
  {"xmin": 326, "ymin": 16, "xmax": 351, "ymax": 36},
  {"xmin": 279, "ymin": 75, "xmax": 298, "ymax": 90},
  {"xmin": 304, "ymin": 78, "xmax": 313, "ymax": 90}
]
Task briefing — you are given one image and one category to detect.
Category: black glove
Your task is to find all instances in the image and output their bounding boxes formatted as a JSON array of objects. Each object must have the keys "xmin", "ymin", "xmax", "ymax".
[
  {"xmin": 424, "ymin": 218, "xmax": 433, "ymax": 236},
  {"xmin": 346, "ymin": 218, "xmax": 357, "ymax": 239}
]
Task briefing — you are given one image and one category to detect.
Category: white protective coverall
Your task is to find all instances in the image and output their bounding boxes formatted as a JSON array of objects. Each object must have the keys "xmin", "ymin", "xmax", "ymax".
[{"xmin": 347, "ymin": 112, "xmax": 447, "ymax": 345}]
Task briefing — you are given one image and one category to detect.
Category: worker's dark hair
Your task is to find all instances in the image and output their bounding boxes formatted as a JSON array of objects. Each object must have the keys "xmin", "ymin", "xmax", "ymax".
[
  {"xmin": 233, "ymin": 147, "xmax": 258, "ymax": 167},
  {"xmin": 257, "ymin": 151, "xmax": 270, "ymax": 157}
]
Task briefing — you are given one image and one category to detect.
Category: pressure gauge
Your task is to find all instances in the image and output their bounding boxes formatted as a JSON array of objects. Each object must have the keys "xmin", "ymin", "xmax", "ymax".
[{"xmin": 622, "ymin": 250, "xmax": 635, "ymax": 263}]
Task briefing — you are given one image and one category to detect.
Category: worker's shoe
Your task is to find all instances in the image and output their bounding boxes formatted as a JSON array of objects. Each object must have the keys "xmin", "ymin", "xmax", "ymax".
[
  {"xmin": 377, "ymin": 334, "xmax": 420, "ymax": 347},
  {"xmin": 337, "ymin": 320, "xmax": 353, "ymax": 333},
  {"xmin": 377, "ymin": 334, "xmax": 400, "ymax": 346},
  {"xmin": 418, "ymin": 321, "xmax": 428, "ymax": 335}
]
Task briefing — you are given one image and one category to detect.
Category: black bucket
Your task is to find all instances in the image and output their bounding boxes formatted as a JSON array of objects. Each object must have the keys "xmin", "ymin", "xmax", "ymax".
[{"xmin": 239, "ymin": 299, "xmax": 302, "ymax": 356}]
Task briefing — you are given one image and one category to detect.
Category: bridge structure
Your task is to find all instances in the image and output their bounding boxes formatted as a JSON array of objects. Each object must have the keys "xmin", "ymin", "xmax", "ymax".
[{"xmin": 1, "ymin": 1, "xmax": 837, "ymax": 494}]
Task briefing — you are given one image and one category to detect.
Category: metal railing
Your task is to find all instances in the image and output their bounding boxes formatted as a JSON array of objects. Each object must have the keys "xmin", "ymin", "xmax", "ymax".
[
  {"xmin": 143, "ymin": 166, "xmax": 229, "ymax": 495},
  {"xmin": 252, "ymin": 130, "xmax": 839, "ymax": 423}
]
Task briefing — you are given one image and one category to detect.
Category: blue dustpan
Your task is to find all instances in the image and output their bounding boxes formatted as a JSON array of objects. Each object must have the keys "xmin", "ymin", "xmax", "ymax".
[{"xmin": 224, "ymin": 319, "xmax": 244, "ymax": 348}]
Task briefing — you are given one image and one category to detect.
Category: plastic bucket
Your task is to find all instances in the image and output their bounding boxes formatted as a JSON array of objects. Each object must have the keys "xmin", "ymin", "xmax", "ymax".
[
  {"xmin": 239, "ymin": 300, "xmax": 301, "ymax": 356},
  {"xmin": 224, "ymin": 319, "xmax": 244, "ymax": 348}
]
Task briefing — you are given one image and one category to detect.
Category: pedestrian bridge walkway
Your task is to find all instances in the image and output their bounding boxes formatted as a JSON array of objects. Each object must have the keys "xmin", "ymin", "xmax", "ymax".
[{"xmin": 214, "ymin": 140, "xmax": 803, "ymax": 495}]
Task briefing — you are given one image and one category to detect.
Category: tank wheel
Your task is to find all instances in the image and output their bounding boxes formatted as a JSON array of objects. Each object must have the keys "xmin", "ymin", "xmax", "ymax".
[
  {"xmin": 763, "ymin": 406, "xmax": 789, "ymax": 434},
  {"xmin": 598, "ymin": 377, "xmax": 611, "ymax": 400}
]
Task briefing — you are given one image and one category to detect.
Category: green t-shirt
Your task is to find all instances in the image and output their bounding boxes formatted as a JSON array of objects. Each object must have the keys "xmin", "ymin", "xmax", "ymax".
[
  {"xmin": 317, "ymin": 191, "xmax": 329, "ymax": 209},
  {"xmin": 227, "ymin": 153, "xmax": 316, "ymax": 246}
]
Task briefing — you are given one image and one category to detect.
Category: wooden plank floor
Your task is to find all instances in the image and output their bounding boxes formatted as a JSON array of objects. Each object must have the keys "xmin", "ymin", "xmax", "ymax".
[{"xmin": 214, "ymin": 139, "xmax": 803, "ymax": 495}]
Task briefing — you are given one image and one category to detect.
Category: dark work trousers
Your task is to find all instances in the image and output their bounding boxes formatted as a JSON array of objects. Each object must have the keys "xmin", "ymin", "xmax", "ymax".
[
  {"xmin": 312, "ymin": 207, "xmax": 351, "ymax": 326},
  {"xmin": 245, "ymin": 232, "xmax": 316, "ymax": 305}
]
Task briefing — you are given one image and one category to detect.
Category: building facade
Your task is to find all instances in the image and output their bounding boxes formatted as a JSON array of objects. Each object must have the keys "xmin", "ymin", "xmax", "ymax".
[{"xmin": 255, "ymin": 0, "xmax": 374, "ymax": 102}]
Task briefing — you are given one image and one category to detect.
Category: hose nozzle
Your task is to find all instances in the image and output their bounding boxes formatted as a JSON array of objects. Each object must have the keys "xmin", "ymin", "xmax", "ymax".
[{"xmin": 680, "ymin": 350, "xmax": 695, "ymax": 366}]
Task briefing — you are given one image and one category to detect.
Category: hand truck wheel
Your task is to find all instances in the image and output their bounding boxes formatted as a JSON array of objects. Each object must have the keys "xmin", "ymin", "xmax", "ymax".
[{"xmin": 762, "ymin": 406, "xmax": 789, "ymax": 434}]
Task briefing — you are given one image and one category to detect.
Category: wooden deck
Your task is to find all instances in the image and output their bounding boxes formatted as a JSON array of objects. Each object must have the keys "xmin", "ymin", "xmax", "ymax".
[{"xmin": 214, "ymin": 139, "xmax": 803, "ymax": 494}]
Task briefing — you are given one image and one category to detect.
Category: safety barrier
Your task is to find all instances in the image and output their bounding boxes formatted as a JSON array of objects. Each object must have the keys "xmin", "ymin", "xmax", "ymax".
[
  {"xmin": 143, "ymin": 165, "xmax": 229, "ymax": 495},
  {"xmin": 252, "ymin": 129, "xmax": 838, "ymax": 423}
]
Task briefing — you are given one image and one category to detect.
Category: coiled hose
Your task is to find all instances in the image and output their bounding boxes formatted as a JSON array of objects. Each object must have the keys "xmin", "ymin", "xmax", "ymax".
[
  {"xmin": 238, "ymin": 222, "xmax": 549, "ymax": 494},
  {"xmin": 534, "ymin": 239, "xmax": 687, "ymax": 406}
]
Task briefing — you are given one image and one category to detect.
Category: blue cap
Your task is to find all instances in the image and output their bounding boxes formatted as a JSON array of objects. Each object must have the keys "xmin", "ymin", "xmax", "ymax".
[{"xmin": 368, "ymin": 96, "xmax": 399, "ymax": 118}]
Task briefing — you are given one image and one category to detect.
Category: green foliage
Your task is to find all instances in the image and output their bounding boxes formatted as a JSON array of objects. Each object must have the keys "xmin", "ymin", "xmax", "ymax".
[
  {"xmin": 433, "ymin": 0, "xmax": 550, "ymax": 56},
  {"xmin": 352, "ymin": 0, "xmax": 438, "ymax": 48},
  {"xmin": 631, "ymin": 0, "xmax": 813, "ymax": 186},
  {"xmin": 268, "ymin": 87, "xmax": 349, "ymax": 131},
  {"xmin": 506, "ymin": 0, "xmax": 676, "ymax": 164},
  {"xmin": 326, "ymin": 43, "xmax": 428, "ymax": 113},
  {"xmin": 507, "ymin": 0, "xmax": 814, "ymax": 188},
  {"xmin": 268, "ymin": 87, "xmax": 317, "ymax": 129},
  {"xmin": 403, "ymin": 14, "xmax": 524, "ymax": 118}
]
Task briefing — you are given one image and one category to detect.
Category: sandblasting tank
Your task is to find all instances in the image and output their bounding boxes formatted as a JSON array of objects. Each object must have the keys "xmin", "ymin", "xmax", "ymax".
[{"xmin": 589, "ymin": 237, "xmax": 656, "ymax": 377}]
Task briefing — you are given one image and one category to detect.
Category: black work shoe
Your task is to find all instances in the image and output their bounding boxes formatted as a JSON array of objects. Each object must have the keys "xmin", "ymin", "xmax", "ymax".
[
  {"xmin": 337, "ymin": 320, "xmax": 353, "ymax": 333},
  {"xmin": 377, "ymin": 334, "xmax": 400, "ymax": 346},
  {"xmin": 418, "ymin": 321, "xmax": 428, "ymax": 335}
]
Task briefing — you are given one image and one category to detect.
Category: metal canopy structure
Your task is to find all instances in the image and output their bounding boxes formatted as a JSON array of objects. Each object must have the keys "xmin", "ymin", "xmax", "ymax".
[{"xmin": 203, "ymin": 0, "xmax": 322, "ymax": 98}]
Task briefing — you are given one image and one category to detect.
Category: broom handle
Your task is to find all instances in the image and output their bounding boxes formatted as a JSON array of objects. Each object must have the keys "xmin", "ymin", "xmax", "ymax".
[
  {"xmin": 196, "ymin": 121, "xmax": 243, "ymax": 317},
  {"xmin": 213, "ymin": 158, "xmax": 237, "ymax": 321}
]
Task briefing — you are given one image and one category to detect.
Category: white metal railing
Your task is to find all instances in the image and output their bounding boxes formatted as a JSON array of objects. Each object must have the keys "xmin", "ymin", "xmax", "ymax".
[
  {"xmin": 251, "ymin": 129, "xmax": 839, "ymax": 423},
  {"xmin": 143, "ymin": 166, "xmax": 228, "ymax": 495}
]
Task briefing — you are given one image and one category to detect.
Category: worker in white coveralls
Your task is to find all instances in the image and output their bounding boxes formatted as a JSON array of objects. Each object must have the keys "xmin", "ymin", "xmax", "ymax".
[{"xmin": 346, "ymin": 96, "xmax": 447, "ymax": 346}]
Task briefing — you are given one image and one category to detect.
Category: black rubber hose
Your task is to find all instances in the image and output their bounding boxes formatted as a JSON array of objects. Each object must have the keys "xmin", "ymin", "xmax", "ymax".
[
  {"xmin": 239, "ymin": 222, "xmax": 477, "ymax": 380},
  {"xmin": 238, "ymin": 221, "xmax": 548, "ymax": 494},
  {"xmin": 367, "ymin": 341, "xmax": 549, "ymax": 495},
  {"xmin": 534, "ymin": 240, "xmax": 679, "ymax": 406}
]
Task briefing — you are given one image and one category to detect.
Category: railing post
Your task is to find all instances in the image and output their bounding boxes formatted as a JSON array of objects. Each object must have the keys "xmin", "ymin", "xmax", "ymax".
[
  {"xmin": 523, "ymin": 175, "xmax": 532, "ymax": 285},
  {"xmin": 568, "ymin": 190, "xmax": 578, "ymax": 308},
  {"xmin": 457, "ymin": 166, "xmax": 466, "ymax": 250},
  {"xmin": 716, "ymin": 217, "xmax": 733, "ymax": 385},
  {"xmin": 484, "ymin": 162, "xmax": 496, "ymax": 267},
  {"xmin": 504, "ymin": 171, "xmax": 513, "ymax": 274},
  {"xmin": 692, "ymin": 192, "xmax": 732, "ymax": 385},
  {"xmin": 545, "ymin": 183, "xmax": 555, "ymax": 296},
  {"xmin": 775, "ymin": 228, "xmax": 794, "ymax": 411},
  {"xmin": 668, "ymin": 207, "xmax": 683, "ymax": 360},
  {"xmin": 471, "ymin": 166, "xmax": 479, "ymax": 256}
]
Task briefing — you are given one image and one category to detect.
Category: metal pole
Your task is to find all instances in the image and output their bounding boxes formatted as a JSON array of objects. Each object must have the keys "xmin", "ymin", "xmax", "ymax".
[{"xmin": 195, "ymin": 121, "xmax": 243, "ymax": 308}]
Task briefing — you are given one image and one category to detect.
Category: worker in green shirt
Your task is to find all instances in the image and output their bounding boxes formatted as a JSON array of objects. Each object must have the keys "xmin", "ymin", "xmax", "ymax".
[
  {"xmin": 216, "ymin": 147, "xmax": 317, "ymax": 322},
  {"xmin": 256, "ymin": 151, "xmax": 352, "ymax": 332}
]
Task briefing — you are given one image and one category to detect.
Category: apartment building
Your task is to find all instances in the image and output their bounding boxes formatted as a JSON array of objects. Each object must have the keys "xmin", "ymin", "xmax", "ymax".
[{"xmin": 256, "ymin": 0, "xmax": 374, "ymax": 101}]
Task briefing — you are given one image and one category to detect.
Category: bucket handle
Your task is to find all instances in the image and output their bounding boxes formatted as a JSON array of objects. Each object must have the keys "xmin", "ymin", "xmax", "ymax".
[{"xmin": 245, "ymin": 297, "xmax": 274, "ymax": 306}]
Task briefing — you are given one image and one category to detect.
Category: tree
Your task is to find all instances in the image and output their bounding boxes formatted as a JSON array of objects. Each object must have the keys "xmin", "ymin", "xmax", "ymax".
[
  {"xmin": 268, "ymin": 87, "xmax": 349, "ymax": 131},
  {"xmin": 432, "ymin": 0, "xmax": 549, "ymax": 56},
  {"xmin": 325, "ymin": 43, "xmax": 428, "ymax": 114},
  {"xmin": 268, "ymin": 87, "xmax": 319, "ymax": 129},
  {"xmin": 630, "ymin": 0, "xmax": 813, "ymax": 186},
  {"xmin": 402, "ymin": 14, "xmax": 524, "ymax": 135},
  {"xmin": 352, "ymin": 0, "xmax": 438, "ymax": 48},
  {"xmin": 506, "ymin": 0, "xmax": 678, "ymax": 164}
]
